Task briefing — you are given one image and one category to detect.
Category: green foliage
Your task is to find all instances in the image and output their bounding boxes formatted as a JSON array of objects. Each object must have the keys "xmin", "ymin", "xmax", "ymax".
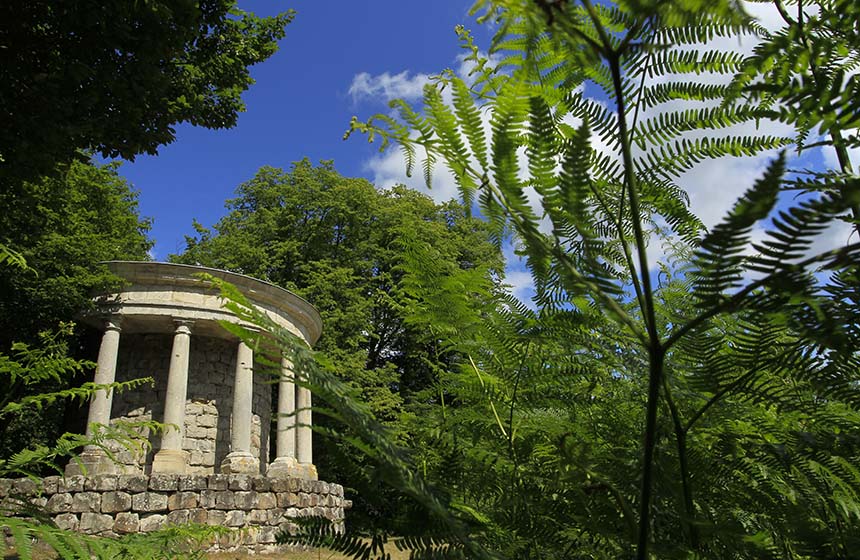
[
  {"xmin": 0, "ymin": 158, "xmax": 153, "ymax": 465},
  {"xmin": 174, "ymin": 159, "xmax": 502, "ymax": 529},
  {"xmin": 0, "ymin": 1, "xmax": 292, "ymax": 188},
  {"xmin": 345, "ymin": 1, "xmax": 860, "ymax": 558}
]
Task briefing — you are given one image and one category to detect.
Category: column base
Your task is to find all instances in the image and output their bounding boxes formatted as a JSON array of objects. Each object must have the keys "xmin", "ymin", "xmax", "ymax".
[
  {"xmin": 298, "ymin": 463, "xmax": 318, "ymax": 480},
  {"xmin": 151, "ymin": 449, "xmax": 189, "ymax": 474},
  {"xmin": 64, "ymin": 449, "xmax": 116, "ymax": 476},
  {"xmin": 220, "ymin": 451, "xmax": 260, "ymax": 474},
  {"xmin": 266, "ymin": 456, "xmax": 300, "ymax": 478}
]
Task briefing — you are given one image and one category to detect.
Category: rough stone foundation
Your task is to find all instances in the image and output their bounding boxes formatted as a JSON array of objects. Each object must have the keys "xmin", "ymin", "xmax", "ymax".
[{"xmin": 0, "ymin": 474, "xmax": 350, "ymax": 553}]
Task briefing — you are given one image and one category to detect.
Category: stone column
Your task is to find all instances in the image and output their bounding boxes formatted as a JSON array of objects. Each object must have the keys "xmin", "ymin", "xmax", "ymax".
[
  {"xmin": 66, "ymin": 316, "xmax": 122, "ymax": 476},
  {"xmin": 152, "ymin": 320, "xmax": 192, "ymax": 474},
  {"xmin": 220, "ymin": 341, "xmax": 259, "ymax": 474},
  {"xmin": 266, "ymin": 357, "xmax": 298, "ymax": 478},
  {"xmin": 296, "ymin": 371, "xmax": 317, "ymax": 480}
]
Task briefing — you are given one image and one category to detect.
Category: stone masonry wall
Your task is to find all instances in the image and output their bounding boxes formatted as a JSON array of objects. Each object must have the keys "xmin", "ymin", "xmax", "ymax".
[
  {"xmin": 110, "ymin": 334, "xmax": 271, "ymax": 474},
  {"xmin": 0, "ymin": 474, "xmax": 349, "ymax": 553}
]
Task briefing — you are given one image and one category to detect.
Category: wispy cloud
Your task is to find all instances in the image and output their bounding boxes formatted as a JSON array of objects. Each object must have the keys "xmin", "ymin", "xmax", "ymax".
[{"xmin": 348, "ymin": 71, "xmax": 431, "ymax": 104}]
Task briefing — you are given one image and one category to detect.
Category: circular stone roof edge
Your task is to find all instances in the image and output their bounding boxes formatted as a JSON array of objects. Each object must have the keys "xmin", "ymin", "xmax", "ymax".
[{"xmin": 103, "ymin": 261, "xmax": 323, "ymax": 345}]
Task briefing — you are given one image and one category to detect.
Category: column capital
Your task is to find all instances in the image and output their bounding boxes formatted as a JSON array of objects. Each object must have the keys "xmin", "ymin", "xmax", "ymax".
[
  {"xmin": 172, "ymin": 319, "xmax": 194, "ymax": 334},
  {"xmin": 103, "ymin": 315, "xmax": 123, "ymax": 333}
]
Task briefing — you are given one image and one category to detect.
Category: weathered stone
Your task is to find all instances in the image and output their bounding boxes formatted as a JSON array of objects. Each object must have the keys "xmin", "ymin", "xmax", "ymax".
[
  {"xmin": 319, "ymin": 482, "xmax": 330, "ymax": 494},
  {"xmin": 0, "ymin": 479, "xmax": 11, "ymax": 497},
  {"xmin": 258, "ymin": 525, "xmax": 278, "ymax": 544},
  {"xmin": 256, "ymin": 492, "xmax": 277, "ymax": 509},
  {"xmin": 277, "ymin": 492, "xmax": 299, "ymax": 507},
  {"xmin": 43, "ymin": 476, "xmax": 60, "ymax": 494},
  {"xmin": 199, "ymin": 489, "xmax": 216, "ymax": 509},
  {"xmin": 168, "ymin": 491, "xmax": 198, "ymax": 510},
  {"xmin": 247, "ymin": 509, "xmax": 268, "ymax": 525},
  {"xmin": 71, "ymin": 492, "xmax": 101, "ymax": 513},
  {"xmin": 167, "ymin": 509, "xmax": 190, "ymax": 525},
  {"xmin": 228, "ymin": 474, "xmax": 252, "ymax": 491},
  {"xmin": 139, "ymin": 514, "xmax": 166, "ymax": 532},
  {"xmin": 114, "ymin": 512, "xmax": 139, "ymax": 534},
  {"xmin": 46, "ymin": 493, "xmax": 73, "ymax": 513},
  {"xmin": 54, "ymin": 513, "xmax": 78, "ymax": 531},
  {"xmin": 85, "ymin": 475, "xmax": 117, "ymax": 491},
  {"xmin": 197, "ymin": 414, "xmax": 216, "ymax": 428},
  {"xmin": 118, "ymin": 475, "xmax": 148, "ymax": 493},
  {"xmin": 233, "ymin": 491, "xmax": 255, "ymax": 509},
  {"xmin": 29, "ymin": 496, "xmax": 47, "ymax": 508},
  {"xmin": 225, "ymin": 510, "xmax": 245, "ymax": 527},
  {"xmin": 331, "ymin": 484, "xmax": 344, "ymax": 497},
  {"xmin": 214, "ymin": 490, "xmax": 235, "ymax": 510},
  {"xmin": 80, "ymin": 512, "xmax": 114, "ymax": 534},
  {"xmin": 251, "ymin": 475, "xmax": 271, "ymax": 492},
  {"xmin": 12, "ymin": 478, "xmax": 38, "ymax": 496},
  {"xmin": 58, "ymin": 477, "xmax": 85, "ymax": 493},
  {"xmin": 178, "ymin": 474, "xmax": 208, "ymax": 491},
  {"xmin": 188, "ymin": 508, "xmax": 208, "ymax": 524},
  {"xmin": 149, "ymin": 473, "xmax": 179, "ymax": 491},
  {"xmin": 269, "ymin": 478, "xmax": 290, "ymax": 492},
  {"xmin": 132, "ymin": 492, "xmax": 168, "ymax": 512},
  {"xmin": 101, "ymin": 491, "xmax": 132, "ymax": 513},
  {"xmin": 207, "ymin": 510, "xmax": 226, "ymax": 526},
  {"xmin": 266, "ymin": 508, "xmax": 285, "ymax": 525},
  {"xmin": 208, "ymin": 474, "xmax": 229, "ymax": 490}
]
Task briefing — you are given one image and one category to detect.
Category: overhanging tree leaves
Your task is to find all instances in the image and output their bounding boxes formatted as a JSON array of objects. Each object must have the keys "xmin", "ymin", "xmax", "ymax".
[{"xmin": 0, "ymin": 0, "xmax": 292, "ymax": 188}]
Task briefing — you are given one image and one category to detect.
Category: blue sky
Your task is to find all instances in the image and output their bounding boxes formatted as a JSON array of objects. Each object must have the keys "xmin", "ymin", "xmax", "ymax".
[
  {"xmin": 117, "ymin": 1, "xmax": 491, "ymax": 258},
  {"xmin": 115, "ymin": 1, "xmax": 856, "ymax": 305}
]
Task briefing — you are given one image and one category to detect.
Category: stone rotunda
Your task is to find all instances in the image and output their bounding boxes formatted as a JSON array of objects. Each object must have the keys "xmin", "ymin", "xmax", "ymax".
[{"xmin": 67, "ymin": 261, "xmax": 323, "ymax": 480}]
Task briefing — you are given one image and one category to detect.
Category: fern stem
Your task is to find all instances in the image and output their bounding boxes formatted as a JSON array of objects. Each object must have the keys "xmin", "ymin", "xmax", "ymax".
[
  {"xmin": 604, "ymin": 21, "xmax": 663, "ymax": 557},
  {"xmin": 661, "ymin": 376, "xmax": 700, "ymax": 549}
]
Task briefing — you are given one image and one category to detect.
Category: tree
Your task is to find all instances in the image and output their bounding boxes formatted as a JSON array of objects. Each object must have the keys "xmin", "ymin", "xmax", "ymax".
[
  {"xmin": 346, "ymin": 0, "xmax": 860, "ymax": 557},
  {"xmin": 0, "ymin": 1, "xmax": 292, "ymax": 188},
  {"xmin": 173, "ymin": 159, "xmax": 503, "ymax": 528},
  {"xmin": 0, "ymin": 158, "xmax": 153, "ymax": 464}
]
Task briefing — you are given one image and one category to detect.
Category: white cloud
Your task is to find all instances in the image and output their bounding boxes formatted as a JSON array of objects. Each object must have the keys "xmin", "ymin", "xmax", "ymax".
[{"xmin": 348, "ymin": 71, "xmax": 431, "ymax": 104}]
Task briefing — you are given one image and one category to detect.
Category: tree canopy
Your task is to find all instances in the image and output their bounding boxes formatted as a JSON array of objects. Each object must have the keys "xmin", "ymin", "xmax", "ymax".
[{"xmin": 0, "ymin": 1, "xmax": 292, "ymax": 187}]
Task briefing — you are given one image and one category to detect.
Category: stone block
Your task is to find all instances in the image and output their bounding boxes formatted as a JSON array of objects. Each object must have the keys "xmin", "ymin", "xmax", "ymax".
[
  {"xmin": 43, "ymin": 476, "xmax": 59, "ymax": 495},
  {"xmin": 132, "ymin": 492, "xmax": 168, "ymax": 512},
  {"xmin": 251, "ymin": 476, "xmax": 271, "ymax": 492},
  {"xmin": 101, "ymin": 491, "xmax": 132, "ymax": 513},
  {"xmin": 12, "ymin": 478, "xmax": 38, "ymax": 496},
  {"xmin": 207, "ymin": 510, "xmax": 226, "ymax": 526},
  {"xmin": 233, "ymin": 491, "xmax": 255, "ymax": 510},
  {"xmin": 266, "ymin": 508, "xmax": 285, "ymax": 525},
  {"xmin": 58, "ymin": 476, "xmax": 86, "ymax": 493},
  {"xmin": 247, "ymin": 509, "xmax": 268, "ymax": 525},
  {"xmin": 71, "ymin": 492, "xmax": 101, "ymax": 513},
  {"xmin": 288, "ymin": 478, "xmax": 301, "ymax": 492},
  {"xmin": 178, "ymin": 474, "xmax": 208, "ymax": 491},
  {"xmin": 167, "ymin": 509, "xmax": 190, "ymax": 525},
  {"xmin": 225, "ymin": 510, "xmax": 245, "ymax": 527},
  {"xmin": 309, "ymin": 493, "xmax": 319, "ymax": 507},
  {"xmin": 214, "ymin": 491, "xmax": 235, "ymax": 510},
  {"xmin": 188, "ymin": 508, "xmax": 208, "ymax": 524},
  {"xmin": 256, "ymin": 492, "xmax": 277, "ymax": 509},
  {"xmin": 277, "ymin": 492, "xmax": 299, "ymax": 508},
  {"xmin": 118, "ymin": 475, "xmax": 148, "ymax": 493},
  {"xmin": 149, "ymin": 473, "xmax": 179, "ymax": 491},
  {"xmin": 29, "ymin": 496, "xmax": 47, "ymax": 508},
  {"xmin": 199, "ymin": 489, "xmax": 216, "ymax": 509},
  {"xmin": 139, "ymin": 514, "xmax": 166, "ymax": 532},
  {"xmin": 228, "ymin": 474, "xmax": 252, "ymax": 491},
  {"xmin": 168, "ymin": 491, "xmax": 198, "ymax": 510},
  {"xmin": 46, "ymin": 493, "xmax": 73, "ymax": 513},
  {"xmin": 331, "ymin": 484, "xmax": 343, "ymax": 497},
  {"xmin": 269, "ymin": 478, "xmax": 290, "ymax": 492},
  {"xmin": 208, "ymin": 474, "xmax": 229, "ymax": 490},
  {"xmin": 0, "ymin": 479, "xmax": 11, "ymax": 497},
  {"xmin": 258, "ymin": 525, "xmax": 278, "ymax": 544},
  {"xmin": 319, "ymin": 482, "xmax": 330, "ymax": 494},
  {"xmin": 114, "ymin": 512, "xmax": 139, "ymax": 534},
  {"xmin": 85, "ymin": 475, "xmax": 117, "ymax": 491},
  {"xmin": 198, "ymin": 414, "xmax": 216, "ymax": 428},
  {"xmin": 80, "ymin": 512, "xmax": 114, "ymax": 534},
  {"xmin": 54, "ymin": 513, "xmax": 78, "ymax": 531}
]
